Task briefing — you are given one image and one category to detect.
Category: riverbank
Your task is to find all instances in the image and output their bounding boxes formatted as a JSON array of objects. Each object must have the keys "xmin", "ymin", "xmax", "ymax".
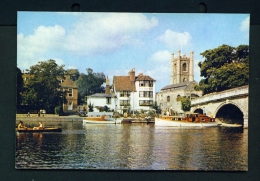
[{"xmin": 16, "ymin": 114, "xmax": 84, "ymax": 122}]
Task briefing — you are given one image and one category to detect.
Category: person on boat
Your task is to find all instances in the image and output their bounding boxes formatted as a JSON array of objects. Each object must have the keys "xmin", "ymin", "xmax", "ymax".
[
  {"xmin": 18, "ymin": 121, "xmax": 27, "ymax": 130},
  {"xmin": 33, "ymin": 122, "xmax": 44, "ymax": 130}
]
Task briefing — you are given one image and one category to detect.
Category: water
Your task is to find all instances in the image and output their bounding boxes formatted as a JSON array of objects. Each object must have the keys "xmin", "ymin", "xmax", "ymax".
[{"xmin": 15, "ymin": 121, "xmax": 248, "ymax": 170}]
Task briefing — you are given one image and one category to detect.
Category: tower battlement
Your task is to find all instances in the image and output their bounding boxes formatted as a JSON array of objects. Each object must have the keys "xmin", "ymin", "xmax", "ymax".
[{"xmin": 171, "ymin": 50, "xmax": 194, "ymax": 84}]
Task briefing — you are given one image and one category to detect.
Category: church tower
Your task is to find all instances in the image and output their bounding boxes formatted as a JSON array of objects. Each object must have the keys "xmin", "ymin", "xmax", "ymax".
[{"xmin": 171, "ymin": 50, "xmax": 194, "ymax": 84}]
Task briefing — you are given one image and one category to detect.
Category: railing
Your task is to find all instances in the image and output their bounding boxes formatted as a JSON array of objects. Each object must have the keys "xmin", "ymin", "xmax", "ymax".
[{"xmin": 191, "ymin": 85, "xmax": 248, "ymax": 105}]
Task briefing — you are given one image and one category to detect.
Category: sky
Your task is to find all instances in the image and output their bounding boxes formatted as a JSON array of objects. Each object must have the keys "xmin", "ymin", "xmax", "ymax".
[{"xmin": 17, "ymin": 12, "xmax": 249, "ymax": 92}]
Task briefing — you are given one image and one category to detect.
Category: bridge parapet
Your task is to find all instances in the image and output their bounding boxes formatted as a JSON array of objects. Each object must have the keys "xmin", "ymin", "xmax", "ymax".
[{"xmin": 191, "ymin": 85, "xmax": 248, "ymax": 106}]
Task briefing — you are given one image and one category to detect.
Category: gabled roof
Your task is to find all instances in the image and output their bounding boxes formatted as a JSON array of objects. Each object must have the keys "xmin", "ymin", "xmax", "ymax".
[
  {"xmin": 61, "ymin": 75, "xmax": 78, "ymax": 88},
  {"xmin": 135, "ymin": 74, "xmax": 155, "ymax": 81},
  {"xmin": 113, "ymin": 76, "xmax": 136, "ymax": 92},
  {"xmin": 161, "ymin": 81, "xmax": 197, "ymax": 91}
]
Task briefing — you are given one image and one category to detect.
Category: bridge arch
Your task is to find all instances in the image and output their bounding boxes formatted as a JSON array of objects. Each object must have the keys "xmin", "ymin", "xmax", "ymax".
[
  {"xmin": 214, "ymin": 101, "xmax": 244, "ymax": 125},
  {"xmin": 193, "ymin": 108, "xmax": 204, "ymax": 114}
]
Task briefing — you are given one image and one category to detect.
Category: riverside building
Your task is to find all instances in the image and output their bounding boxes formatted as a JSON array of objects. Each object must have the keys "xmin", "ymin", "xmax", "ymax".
[{"xmin": 156, "ymin": 51, "xmax": 202, "ymax": 114}]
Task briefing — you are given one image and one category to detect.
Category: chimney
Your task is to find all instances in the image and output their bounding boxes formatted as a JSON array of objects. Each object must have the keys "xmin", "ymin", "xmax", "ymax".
[
  {"xmin": 105, "ymin": 76, "xmax": 110, "ymax": 94},
  {"xmin": 129, "ymin": 68, "xmax": 135, "ymax": 81}
]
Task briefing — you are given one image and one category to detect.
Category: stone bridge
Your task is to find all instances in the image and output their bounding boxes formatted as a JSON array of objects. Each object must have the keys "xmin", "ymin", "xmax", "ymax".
[{"xmin": 190, "ymin": 85, "xmax": 248, "ymax": 128}]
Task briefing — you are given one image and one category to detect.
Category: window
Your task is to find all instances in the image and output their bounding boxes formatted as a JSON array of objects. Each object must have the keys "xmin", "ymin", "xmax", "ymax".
[
  {"xmin": 120, "ymin": 100, "xmax": 130, "ymax": 106},
  {"xmin": 139, "ymin": 81, "xmax": 153, "ymax": 87},
  {"xmin": 177, "ymin": 95, "xmax": 182, "ymax": 101},
  {"xmin": 68, "ymin": 88, "xmax": 73, "ymax": 97},
  {"xmin": 183, "ymin": 78, "xmax": 186, "ymax": 82},
  {"xmin": 64, "ymin": 88, "xmax": 73, "ymax": 97},
  {"xmin": 139, "ymin": 81, "xmax": 144, "ymax": 87},
  {"xmin": 120, "ymin": 91, "xmax": 130, "ymax": 97},
  {"xmin": 167, "ymin": 96, "xmax": 170, "ymax": 102},
  {"xmin": 182, "ymin": 63, "xmax": 187, "ymax": 71},
  {"xmin": 106, "ymin": 97, "xmax": 111, "ymax": 104},
  {"xmin": 139, "ymin": 100, "xmax": 153, "ymax": 106},
  {"xmin": 139, "ymin": 91, "xmax": 153, "ymax": 98}
]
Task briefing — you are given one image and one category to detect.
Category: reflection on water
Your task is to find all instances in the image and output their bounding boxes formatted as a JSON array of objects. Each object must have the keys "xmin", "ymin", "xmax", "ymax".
[{"xmin": 15, "ymin": 122, "xmax": 247, "ymax": 170}]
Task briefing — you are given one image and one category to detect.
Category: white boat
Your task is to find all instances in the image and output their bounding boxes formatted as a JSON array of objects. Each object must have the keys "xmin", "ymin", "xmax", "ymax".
[
  {"xmin": 83, "ymin": 117, "xmax": 122, "ymax": 124},
  {"xmin": 155, "ymin": 118, "xmax": 219, "ymax": 127},
  {"xmin": 221, "ymin": 123, "xmax": 243, "ymax": 127}
]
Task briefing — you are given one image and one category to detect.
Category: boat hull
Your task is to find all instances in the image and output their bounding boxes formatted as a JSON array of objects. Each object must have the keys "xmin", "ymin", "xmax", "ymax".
[
  {"xmin": 83, "ymin": 119, "xmax": 122, "ymax": 124},
  {"xmin": 155, "ymin": 118, "xmax": 219, "ymax": 127},
  {"xmin": 17, "ymin": 127, "xmax": 62, "ymax": 133},
  {"xmin": 221, "ymin": 123, "xmax": 243, "ymax": 127}
]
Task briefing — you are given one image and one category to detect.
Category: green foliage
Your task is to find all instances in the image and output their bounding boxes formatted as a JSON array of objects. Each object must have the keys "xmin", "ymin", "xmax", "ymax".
[
  {"xmin": 88, "ymin": 103, "xmax": 94, "ymax": 112},
  {"xmin": 104, "ymin": 105, "xmax": 109, "ymax": 112},
  {"xmin": 75, "ymin": 68, "xmax": 106, "ymax": 104},
  {"xmin": 151, "ymin": 101, "xmax": 158, "ymax": 110},
  {"xmin": 21, "ymin": 59, "xmax": 65, "ymax": 113},
  {"xmin": 147, "ymin": 110, "xmax": 156, "ymax": 117},
  {"xmin": 196, "ymin": 44, "xmax": 249, "ymax": 94},
  {"xmin": 55, "ymin": 105, "xmax": 63, "ymax": 115},
  {"xmin": 17, "ymin": 67, "xmax": 23, "ymax": 105},
  {"xmin": 181, "ymin": 97, "xmax": 191, "ymax": 112}
]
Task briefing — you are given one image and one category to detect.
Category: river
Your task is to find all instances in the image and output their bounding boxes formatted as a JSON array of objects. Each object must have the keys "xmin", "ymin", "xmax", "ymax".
[{"xmin": 15, "ymin": 121, "xmax": 248, "ymax": 170}]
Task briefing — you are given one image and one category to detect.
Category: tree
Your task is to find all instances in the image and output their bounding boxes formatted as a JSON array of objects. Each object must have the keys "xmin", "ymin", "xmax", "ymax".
[
  {"xmin": 88, "ymin": 103, "xmax": 94, "ymax": 112},
  {"xmin": 22, "ymin": 59, "xmax": 65, "ymax": 113},
  {"xmin": 17, "ymin": 67, "xmax": 23, "ymax": 105},
  {"xmin": 181, "ymin": 97, "xmax": 191, "ymax": 112},
  {"xmin": 76, "ymin": 68, "xmax": 106, "ymax": 104},
  {"xmin": 195, "ymin": 44, "xmax": 249, "ymax": 95}
]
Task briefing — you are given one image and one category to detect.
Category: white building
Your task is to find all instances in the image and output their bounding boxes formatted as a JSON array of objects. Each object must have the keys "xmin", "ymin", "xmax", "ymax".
[
  {"xmin": 113, "ymin": 68, "xmax": 156, "ymax": 113},
  {"xmin": 87, "ymin": 68, "xmax": 156, "ymax": 114}
]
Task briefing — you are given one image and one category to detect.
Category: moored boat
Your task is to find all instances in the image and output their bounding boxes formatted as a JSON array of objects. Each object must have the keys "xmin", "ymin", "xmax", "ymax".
[
  {"xmin": 155, "ymin": 113, "xmax": 218, "ymax": 127},
  {"xmin": 83, "ymin": 117, "xmax": 122, "ymax": 124},
  {"xmin": 221, "ymin": 123, "xmax": 243, "ymax": 127},
  {"xmin": 16, "ymin": 127, "xmax": 62, "ymax": 133}
]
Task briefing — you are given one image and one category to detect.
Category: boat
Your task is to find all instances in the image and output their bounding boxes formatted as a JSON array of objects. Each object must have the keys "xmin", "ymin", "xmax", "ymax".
[
  {"xmin": 155, "ymin": 113, "xmax": 218, "ymax": 127},
  {"xmin": 221, "ymin": 123, "xmax": 243, "ymax": 127},
  {"xmin": 83, "ymin": 117, "xmax": 122, "ymax": 124},
  {"xmin": 121, "ymin": 117, "xmax": 155, "ymax": 124},
  {"xmin": 16, "ymin": 127, "xmax": 62, "ymax": 133}
]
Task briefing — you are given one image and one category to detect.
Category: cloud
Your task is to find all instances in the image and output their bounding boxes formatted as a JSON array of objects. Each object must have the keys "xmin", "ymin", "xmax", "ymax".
[
  {"xmin": 148, "ymin": 50, "xmax": 171, "ymax": 63},
  {"xmin": 240, "ymin": 16, "xmax": 249, "ymax": 32},
  {"xmin": 17, "ymin": 25, "xmax": 66, "ymax": 70},
  {"xmin": 17, "ymin": 13, "xmax": 159, "ymax": 70},
  {"xmin": 240, "ymin": 16, "xmax": 249, "ymax": 38},
  {"xmin": 157, "ymin": 29, "xmax": 192, "ymax": 50},
  {"xmin": 64, "ymin": 13, "xmax": 158, "ymax": 55}
]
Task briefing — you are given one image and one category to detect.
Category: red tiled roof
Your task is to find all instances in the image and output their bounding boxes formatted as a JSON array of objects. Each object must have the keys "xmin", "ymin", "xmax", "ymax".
[
  {"xmin": 113, "ymin": 76, "xmax": 136, "ymax": 92},
  {"xmin": 135, "ymin": 74, "xmax": 155, "ymax": 81}
]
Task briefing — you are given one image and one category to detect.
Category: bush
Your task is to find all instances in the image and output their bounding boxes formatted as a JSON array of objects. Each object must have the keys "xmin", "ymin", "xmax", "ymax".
[{"xmin": 54, "ymin": 106, "xmax": 63, "ymax": 115}]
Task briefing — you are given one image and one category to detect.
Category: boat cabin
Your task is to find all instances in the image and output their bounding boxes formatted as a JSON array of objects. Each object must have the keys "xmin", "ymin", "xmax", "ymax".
[{"xmin": 183, "ymin": 113, "xmax": 215, "ymax": 122}]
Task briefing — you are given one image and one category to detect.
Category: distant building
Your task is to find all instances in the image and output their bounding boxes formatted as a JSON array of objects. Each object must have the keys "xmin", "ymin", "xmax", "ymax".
[
  {"xmin": 87, "ymin": 68, "xmax": 156, "ymax": 114},
  {"xmin": 156, "ymin": 51, "xmax": 202, "ymax": 114},
  {"xmin": 60, "ymin": 74, "xmax": 78, "ymax": 113},
  {"xmin": 20, "ymin": 72, "xmax": 79, "ymax": 114}
]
